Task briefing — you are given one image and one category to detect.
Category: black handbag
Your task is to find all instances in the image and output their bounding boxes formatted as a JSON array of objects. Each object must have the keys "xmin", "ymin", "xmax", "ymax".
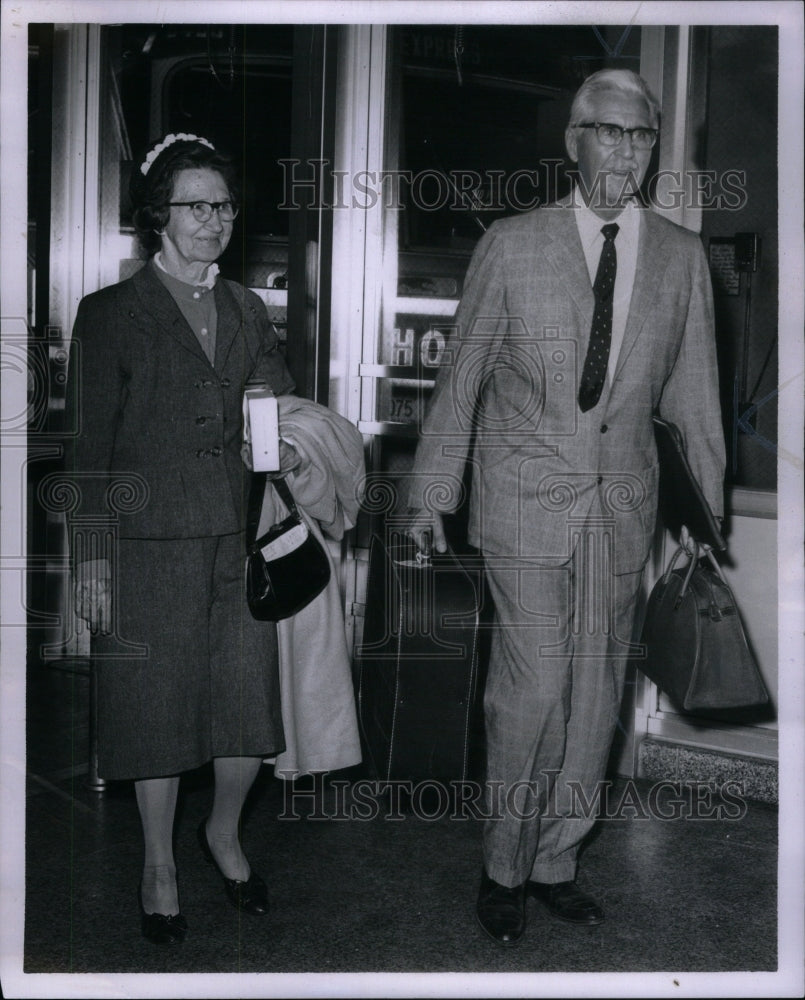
[
  {"xmin": 637, "ymin": 542, "xmax": 769, "ymax": 712},
  {"xmin": 245, "ymin": 473, "xmax": 330, "ymax": 622}
]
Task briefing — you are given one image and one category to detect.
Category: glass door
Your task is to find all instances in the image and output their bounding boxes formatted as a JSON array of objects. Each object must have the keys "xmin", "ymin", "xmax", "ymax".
[
  {"xmin": 358, "ymin": 23, "xmax": 649, "ymax": 521},
  {"xmin": 33, "ymin": 22, "xmax": 330, "ymax": 664}
]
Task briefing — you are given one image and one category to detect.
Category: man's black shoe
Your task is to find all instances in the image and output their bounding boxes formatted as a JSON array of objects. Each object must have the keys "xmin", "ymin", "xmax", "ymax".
[
  {"xmin": 527, "ymin": 880, "xmax": 605, "ymax": 925},
  {"xmin": 476, "ymin": 869, "xmax": 527, "ymax": 946}
]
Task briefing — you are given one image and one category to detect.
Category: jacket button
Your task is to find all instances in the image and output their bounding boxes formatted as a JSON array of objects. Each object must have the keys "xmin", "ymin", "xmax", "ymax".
[
  {"xmin": 221, "ymin": 378, "xmax": 231, "ymax": 388},
  {"xmin": 196, "ymin": 416, "xmax": 207, "ymax": 425},
  {"xmin": 600, "ymin": 424, "xmax": 608, "ymax": 433}
]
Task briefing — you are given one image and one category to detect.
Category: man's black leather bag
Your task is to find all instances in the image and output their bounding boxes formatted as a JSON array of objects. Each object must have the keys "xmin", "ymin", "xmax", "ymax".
[
  {"xmin": 356, "ymin": 534, "xmax": 486, "ymax": 785},
  {"xmin": 638, "ymin": 543, "xmax": 769, "ymax": 712}
]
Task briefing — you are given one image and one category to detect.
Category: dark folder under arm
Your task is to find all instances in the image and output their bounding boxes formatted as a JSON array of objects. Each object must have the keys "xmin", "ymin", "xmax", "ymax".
[{"xmin": 653, "ymin": 416, "xmax": 727, "ymax": 552}]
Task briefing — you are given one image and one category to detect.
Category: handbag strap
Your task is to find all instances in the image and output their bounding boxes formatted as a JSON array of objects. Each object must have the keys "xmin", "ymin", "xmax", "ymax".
[
  {"xmin": 246, "ymin": 471, "xmax": 267, "ymax": 548},
  {"xmin": 269, "ymin": 474, "xmax": 301, "ymax": 520},
  {"xmin": 245, "ymin": 473, "xmax": 301, "ymax": 549}
]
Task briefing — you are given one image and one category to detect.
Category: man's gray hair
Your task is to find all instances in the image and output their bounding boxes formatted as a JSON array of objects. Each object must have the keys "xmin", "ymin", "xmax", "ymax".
[{"xmin": 569, "ymin": 69, "xmax": 660, "ymax": 128}]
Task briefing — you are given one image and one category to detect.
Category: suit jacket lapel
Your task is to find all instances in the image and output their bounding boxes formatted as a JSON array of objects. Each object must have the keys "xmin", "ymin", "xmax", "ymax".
[
  {"xmin": 212, "ymin": 279, "xmax": 243, "ymax": 373},
  {"xmin": 131, "ymin": 262, "xmax": 211, "ymax": 367},
  {"xmin": 540, "ymin": 202, "xmax": 595, "ymax": 324},
  {"xmin": 613, "ymin": 209, "xmax": 672, "ymax": 379}
]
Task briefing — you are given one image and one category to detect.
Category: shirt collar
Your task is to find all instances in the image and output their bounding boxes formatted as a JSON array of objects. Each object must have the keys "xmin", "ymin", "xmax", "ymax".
[
  {"xmin": 573, "ymin": 193, "xmax": 639, "ymax": 250},
  {"xmin": 153, "ymin": 251, "xmax": 219, "ymax": 290}
]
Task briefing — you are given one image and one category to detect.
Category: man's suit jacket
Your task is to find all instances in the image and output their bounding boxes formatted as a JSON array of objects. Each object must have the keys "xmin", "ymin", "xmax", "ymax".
[
  {"xmin": 64, "ymin": 262, "xmax": 295, "ymax": 540},
  {"xmin": 409, "ymin": 202, "xmax": 726, "ymax": 575}
]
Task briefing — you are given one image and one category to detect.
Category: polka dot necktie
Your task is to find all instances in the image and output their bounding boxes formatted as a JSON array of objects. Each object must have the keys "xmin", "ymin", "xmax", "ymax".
[{"xmin": 578, "ymin": 222, "xmax": 619, "ymax": 413}]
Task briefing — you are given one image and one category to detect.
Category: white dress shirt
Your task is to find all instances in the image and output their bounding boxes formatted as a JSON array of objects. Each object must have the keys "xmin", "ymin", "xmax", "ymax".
[{"xmin": 573, "ymin": 197, "xmax": 641, "ymax": 385}]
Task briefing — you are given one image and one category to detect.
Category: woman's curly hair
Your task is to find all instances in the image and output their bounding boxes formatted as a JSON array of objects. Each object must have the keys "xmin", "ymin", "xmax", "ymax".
[{"xmin": 129, "ymin": 137, "xmax": 240, "ymax": 256}]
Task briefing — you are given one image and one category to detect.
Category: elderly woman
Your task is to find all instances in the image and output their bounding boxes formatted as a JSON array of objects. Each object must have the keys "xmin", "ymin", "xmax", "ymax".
[{"xmin": 64, "ymin": 133, "xmax": 297, "ymax": 943}]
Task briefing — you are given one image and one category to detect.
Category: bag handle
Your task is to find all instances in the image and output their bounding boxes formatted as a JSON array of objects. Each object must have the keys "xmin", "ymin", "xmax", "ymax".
[
  {"xmin": 660, "ymin": 543, "xmax": 697, "ymax": 586},
  {"xmin": 703, "ymin": 547, "xmax": 728, "ymax": 583},
  {"xmin": 660, "ymin": 541, "xmax": 701, "ymax": 611},
  {"xmin": 700, "ymin": 548, "xmax": 737, "ymax": 621},
  {"xmin": 676, "ymin": 541, "xmax": 701, "ymax": 602},
  {"xmin": 246, "ymin": 472, "xmax": 301, "ymax": 549},
  {"xmin": 389, "ymin": 528, "xmax": 456, "ymax": 567},
  {"xmin": 663, "ymin": 541, "xmax": 733, "ymax": 615},
  {"xmin": 268, "ymin": 474, "xmax": 301, "ymax": 520}
]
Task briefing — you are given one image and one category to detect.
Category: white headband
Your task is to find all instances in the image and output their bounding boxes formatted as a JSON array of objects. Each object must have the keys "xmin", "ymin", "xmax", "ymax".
[{"xmin": 140, "ymin": 133, "xmax": 215, "ymax": 176}]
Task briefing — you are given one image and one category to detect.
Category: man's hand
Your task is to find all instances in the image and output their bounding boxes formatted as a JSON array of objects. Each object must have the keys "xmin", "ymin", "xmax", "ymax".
[
  {"xmin": 680, "ymin": 524, "xmax": 712, "ymax": 556},
  {"xmin": 75, "ymin": 573, "xmax": 112, "ymax": 635},
  {"xmin": 404, "ymin": 507, "xmax": 447, "ymax": 555}
]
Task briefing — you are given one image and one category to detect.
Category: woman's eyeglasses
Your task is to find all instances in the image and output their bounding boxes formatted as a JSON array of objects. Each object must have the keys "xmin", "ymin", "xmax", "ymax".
[{"xmin": 168, "ymin": 201, "xmax": 239, "ymax": 222}]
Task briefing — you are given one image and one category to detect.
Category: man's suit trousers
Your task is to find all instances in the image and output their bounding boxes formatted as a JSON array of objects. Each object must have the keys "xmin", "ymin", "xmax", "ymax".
[{"xmin": 481, "ymin": 515, "xmax": 643, "ymax": 887}]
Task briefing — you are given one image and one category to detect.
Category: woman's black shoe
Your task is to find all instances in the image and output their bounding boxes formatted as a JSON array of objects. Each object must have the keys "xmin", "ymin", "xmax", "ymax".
[
  {"xmin": 138, "ymin": 885, "xmax": 187, "ymax": 945},
  {"xmin": 197, "ymin": 819, "xmax": 269, "ymax": 916}
]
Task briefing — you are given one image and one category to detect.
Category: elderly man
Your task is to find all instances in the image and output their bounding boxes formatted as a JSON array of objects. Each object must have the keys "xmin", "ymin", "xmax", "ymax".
[{"xmin": 406, "ymin": 69, "xmax": 725, "ymax": 945}]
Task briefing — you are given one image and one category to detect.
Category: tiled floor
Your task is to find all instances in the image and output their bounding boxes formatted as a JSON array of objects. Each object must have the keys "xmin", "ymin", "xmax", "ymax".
[{"xmin": 15, "ymin": 649, "xmax": 786, "ymax": 996}]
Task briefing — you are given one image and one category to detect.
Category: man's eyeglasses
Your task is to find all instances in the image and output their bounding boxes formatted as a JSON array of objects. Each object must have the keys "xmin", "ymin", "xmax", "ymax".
[
  {"xmin": 168, "ymin": 201, "xmax": 239, "ymax": 223},
  {"xmin": 573, "ymin": 123, "xmax": 659, "ymax": 150}
]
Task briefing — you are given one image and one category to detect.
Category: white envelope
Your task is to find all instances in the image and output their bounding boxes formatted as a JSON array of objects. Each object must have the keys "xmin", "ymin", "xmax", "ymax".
[{"xmin": 244, "ymin": 388, "xmax": 280, "ymax": 472}]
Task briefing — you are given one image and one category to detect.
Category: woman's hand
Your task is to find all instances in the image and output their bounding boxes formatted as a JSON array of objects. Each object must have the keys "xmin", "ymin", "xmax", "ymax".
[{"xmin": 279, "ymin": 440, "xmax": 302, "ymax": 474}]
